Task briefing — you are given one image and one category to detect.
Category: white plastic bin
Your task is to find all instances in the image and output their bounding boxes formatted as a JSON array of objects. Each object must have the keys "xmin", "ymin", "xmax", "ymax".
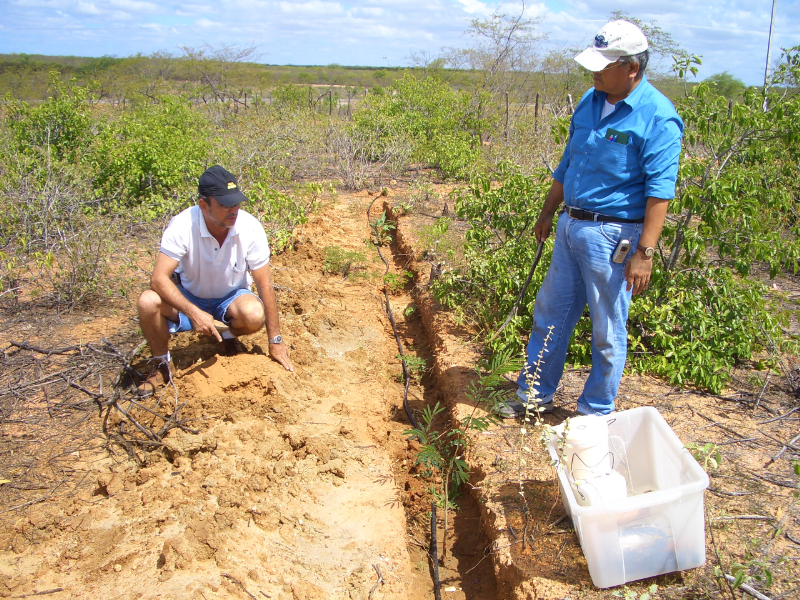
[{"xmin": 547, "ymin": 407, "xmax": 709, "ymax": 588}]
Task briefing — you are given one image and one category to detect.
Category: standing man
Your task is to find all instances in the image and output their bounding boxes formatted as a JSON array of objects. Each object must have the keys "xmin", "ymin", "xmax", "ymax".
[
  {"xmin": 504, "ymin": 20, "xmax": 683, "ymax": 417},
  {"xmin": 137, "ymin": 165, "xmax": 293, "ymax": 396}
]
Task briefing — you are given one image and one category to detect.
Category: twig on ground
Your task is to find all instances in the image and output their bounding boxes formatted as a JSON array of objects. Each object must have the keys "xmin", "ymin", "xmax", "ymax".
[
  {"xmin": 368, "ymin": 564, "xmax": 384, "ymax": 600},
  {"xmin": 711, "ymin": 515, "xmax": 776, "ymax": 522},
  {"xmin": 222, "ymin": 573, "xmax": 257, "ymax": 600},
  {"xmin": 11, "ymin": 589, "xmax": 64, "ymax": 598},
  {"xmin": 722, "ymin": 574, "xmax": 772, "ymax": 600},
  {"xmin": 753, "ymin": 373, "xmax": 772, "ymax": 414},
  {"xmin": 758, "ymin": 405, "xmax": 800, "ymax": 424}
]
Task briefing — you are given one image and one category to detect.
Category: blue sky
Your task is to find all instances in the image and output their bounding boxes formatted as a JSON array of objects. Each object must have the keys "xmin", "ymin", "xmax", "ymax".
[{"xmin": 1, "ymin": 1, "xmax": 798, "ymax": 85}]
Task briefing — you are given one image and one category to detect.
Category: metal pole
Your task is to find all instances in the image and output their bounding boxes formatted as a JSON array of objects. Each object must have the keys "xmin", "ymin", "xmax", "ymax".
[{"xmin": 763, "ymin": 0, "xmax": 777, "ymax": 111}]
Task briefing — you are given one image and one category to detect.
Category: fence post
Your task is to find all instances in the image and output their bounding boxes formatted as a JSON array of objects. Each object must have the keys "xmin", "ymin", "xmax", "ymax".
[
  {"xmin": 534, "ymin": 92, "xmax": 539, "ymax": 133},
  {"xmin": 329, "ymin": 90, "xmax": 333, "ymax": 116}
]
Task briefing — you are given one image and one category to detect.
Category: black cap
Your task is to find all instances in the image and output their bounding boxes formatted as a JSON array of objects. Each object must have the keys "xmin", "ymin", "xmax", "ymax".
[{"xmin": 198, "ymin": 165, "xmax": 247, "ymax": 207}]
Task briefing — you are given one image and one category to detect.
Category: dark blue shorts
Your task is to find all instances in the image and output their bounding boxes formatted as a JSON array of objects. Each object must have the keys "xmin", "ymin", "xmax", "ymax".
[{"xmin": 167, "ymin": 287, "xmax": 259, "ymax": 334}]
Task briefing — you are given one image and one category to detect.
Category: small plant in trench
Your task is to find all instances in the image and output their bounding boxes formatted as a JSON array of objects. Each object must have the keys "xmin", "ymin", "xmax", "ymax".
[
  {"xmin": 397, "ymin": 353, "xmax": 426, "ymax": 382},
  {"xmin": 383, "ymin": 270, "xmax": 412, "ymax": 293},
  {"xmin": 369, "ymin": 210, "xmax": 395, "ymax": 246},
  {"xmin": 404, "ymin": 348, "xmax": 522, "ymax": 562}
]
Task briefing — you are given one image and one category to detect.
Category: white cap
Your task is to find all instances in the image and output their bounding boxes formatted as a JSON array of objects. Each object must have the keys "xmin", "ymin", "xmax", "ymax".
[{"xmin": 574, "ymin": 20, "xmax": 649, "ymax": 72}]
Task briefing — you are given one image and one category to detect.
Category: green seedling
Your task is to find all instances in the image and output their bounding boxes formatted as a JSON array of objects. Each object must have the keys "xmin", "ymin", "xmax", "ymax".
[
  {"xmin": 369, "ymin": 211, "xmax": 395, "ymax": 246},
  {"xmin": 684, "ymin": 442, "xmax": 722, "ymax": 471}
]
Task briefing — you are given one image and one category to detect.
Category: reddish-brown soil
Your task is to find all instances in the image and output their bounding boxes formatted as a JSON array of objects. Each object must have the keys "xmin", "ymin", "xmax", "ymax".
[{"xmin": 0, "ymin": 184, "xmax": 798, "ymax": 600}]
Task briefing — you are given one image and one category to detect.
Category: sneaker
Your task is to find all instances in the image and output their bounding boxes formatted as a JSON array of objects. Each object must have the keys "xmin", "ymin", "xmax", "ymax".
[
  {"xmin": 497, "ymin": 399, "xmax": 555, "ymax": 419},
  {"xmin": 137, "ymin": 359, "xmax": 175, "ymax": 397}
]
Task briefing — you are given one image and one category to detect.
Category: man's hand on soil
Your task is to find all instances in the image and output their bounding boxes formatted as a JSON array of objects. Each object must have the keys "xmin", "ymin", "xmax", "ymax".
[
  {"xmin": 189, "ymin": 309, "xmax": 223, "ymax": 342},
  {"xmin": 625, "ymin": 253, "xmax": 652, "ymax": 296},
  {"xmin": 269, "ymin": 342, "xmax": 294, "ymax": 372}
]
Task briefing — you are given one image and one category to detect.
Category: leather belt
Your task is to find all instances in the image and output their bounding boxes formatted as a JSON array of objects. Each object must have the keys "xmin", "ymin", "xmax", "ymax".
[{"xmin": 564, "ymin": 206, "xmax": 644, "ymax": 224}]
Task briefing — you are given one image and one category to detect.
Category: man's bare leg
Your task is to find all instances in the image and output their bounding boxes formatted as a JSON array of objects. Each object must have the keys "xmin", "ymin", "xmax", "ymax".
[
  {"xmin": 225, "ymin": 294, "xmax": 266, "ymax": 336},
  {"xmin": 137, "ymin": 289, "xmax": 180, "ymax": 357}
]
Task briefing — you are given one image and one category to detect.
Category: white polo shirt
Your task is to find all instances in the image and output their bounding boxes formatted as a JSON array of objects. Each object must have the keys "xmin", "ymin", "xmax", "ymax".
[{"xmin": 160, "ymin": 205, "xmax": 271, "ymax": 299}]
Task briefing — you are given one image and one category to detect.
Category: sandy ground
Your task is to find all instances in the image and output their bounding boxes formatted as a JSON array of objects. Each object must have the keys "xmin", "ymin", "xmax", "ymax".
[
  {"xmin": 1, "ymin": 185, "xmax": 798, "ymax": 600},
  {"xmin": 0, "ymin": 192, "xmax": 434, "ymax": 599}
]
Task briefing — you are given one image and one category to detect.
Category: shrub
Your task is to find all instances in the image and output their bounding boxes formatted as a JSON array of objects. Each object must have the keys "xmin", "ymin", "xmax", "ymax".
[
  {"xmin": 0, "ymin": 157, "xmax": 116, "ymax": 310},
  {"xmin": 90, "ymin": 95, "xmax": 210, "ymax": 215},
  {"xmin": 352, "ymin": 72, "xmax": 491, "ymax": 179},
  {"xmin": 431, "ymin": 162, "xmax": 551, "ymax": 345},
  {"xmin": 5, "ymin": 72, "xmax": 94, "ymax": 163},
  {"xmin": 249, "ymin": 180, "xmax": 322, "ymax": 252}
]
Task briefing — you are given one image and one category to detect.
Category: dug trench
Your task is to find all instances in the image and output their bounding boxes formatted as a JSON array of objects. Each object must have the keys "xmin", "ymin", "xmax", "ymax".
[
  {"xmin": 0, "ymin": 190, "xmax": 498, "ymax": 600},
  {"xmin": 391, "ymin": 200, "xmax": 800, "ymax": 600}
]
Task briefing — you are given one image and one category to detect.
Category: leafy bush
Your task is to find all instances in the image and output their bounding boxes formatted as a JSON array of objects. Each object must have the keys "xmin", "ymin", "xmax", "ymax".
[
  {"xmin": 629, "ymin": 266, "xmax": 792, "ymax": 392},
  {"xmin": 90, "ymin": 95, "xmax": 210, "ymax": 214},
  {"xmin": 249, "ymin": 180, "xmax": 321, "ymax": 252},
  {"xmin": 5, "ymin": 72, "xmax": 93, "ymax": 163},
  {"xmin": 352, "ymin": 72, "xmax": 491, "ymax": 179},
  {"xmin": 431, "ymin": 162, "xmax": 551, "ymax": 346}
]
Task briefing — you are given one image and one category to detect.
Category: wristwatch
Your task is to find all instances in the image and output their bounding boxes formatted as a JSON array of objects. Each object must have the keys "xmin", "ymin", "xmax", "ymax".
[
  {"xmin": 637, "ymin": 244, "xmax": 655, "ymax": 258},
  {"xmin": 268, "ymin": 335, "xmax": 283, "ymax": 345}
]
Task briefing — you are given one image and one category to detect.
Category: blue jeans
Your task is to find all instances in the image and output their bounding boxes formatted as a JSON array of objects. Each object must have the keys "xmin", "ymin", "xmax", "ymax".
[
  {"xmin": 517, "ymin": 214, "xmax": 642, "ymax": 415},
  {"xmin": 167, "ymin": 287, "xmax": 257, "ymax": 334}
]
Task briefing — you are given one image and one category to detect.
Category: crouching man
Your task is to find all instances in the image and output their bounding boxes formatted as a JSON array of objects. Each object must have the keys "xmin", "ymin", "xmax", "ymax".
[{"xmin": 137, "ymin": 165, "xmax": 293, "ymax": 396}]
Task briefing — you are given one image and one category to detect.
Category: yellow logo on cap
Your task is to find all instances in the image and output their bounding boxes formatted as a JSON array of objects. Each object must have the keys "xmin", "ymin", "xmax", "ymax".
[{"xmin": 227, "ymin": 182, "xmax": 237, "ymax": 189}]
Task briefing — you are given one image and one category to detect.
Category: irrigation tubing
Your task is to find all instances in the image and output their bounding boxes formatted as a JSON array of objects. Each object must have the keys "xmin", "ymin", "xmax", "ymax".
[
  {"xmin": 431, "ymin": 501, "xmax": 443, "ymax": 600},
  {"xmin": 488, "ymin": 240, "xmax": 544, "ymax": 342},
  {"xmin": 367, "ymin": 195, "xmax": 420, "ymax": 432}
]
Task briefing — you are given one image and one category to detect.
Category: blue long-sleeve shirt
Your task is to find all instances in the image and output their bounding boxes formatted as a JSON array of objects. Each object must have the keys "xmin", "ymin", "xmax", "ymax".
[{"xmin": 552, "ymin": 76, "xmax": 684, "ymax": 221}]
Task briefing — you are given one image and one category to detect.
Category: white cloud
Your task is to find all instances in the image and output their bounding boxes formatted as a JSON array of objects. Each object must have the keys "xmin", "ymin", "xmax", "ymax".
[
  {"xmin": 109, "ymin": 9, "xmax": 132, "ymax": 19},
  {"xmin": 177, "ymin": 2, "xmax": 214, "ymax": 14},
  {"xmin": 457, "ymin": 0, "xmax": 492, "ymax": 15},
  {"xmin": 279, "ymin": 1, "xmax": 344, "ymax": 15},
  {"xmin": 353, "ymin": 6, "xmax": 383, "ymax": 16},
  {"xmin": 109, "ymin": 0, "xmax": 159, "ymax": 11},
  {"xmin": 77, "ymin": 1, "xmax": 101, "ymax": 14},
  {"xmin": 194, "ymin": 17, "xmax": 213, "ymax": 26}
]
